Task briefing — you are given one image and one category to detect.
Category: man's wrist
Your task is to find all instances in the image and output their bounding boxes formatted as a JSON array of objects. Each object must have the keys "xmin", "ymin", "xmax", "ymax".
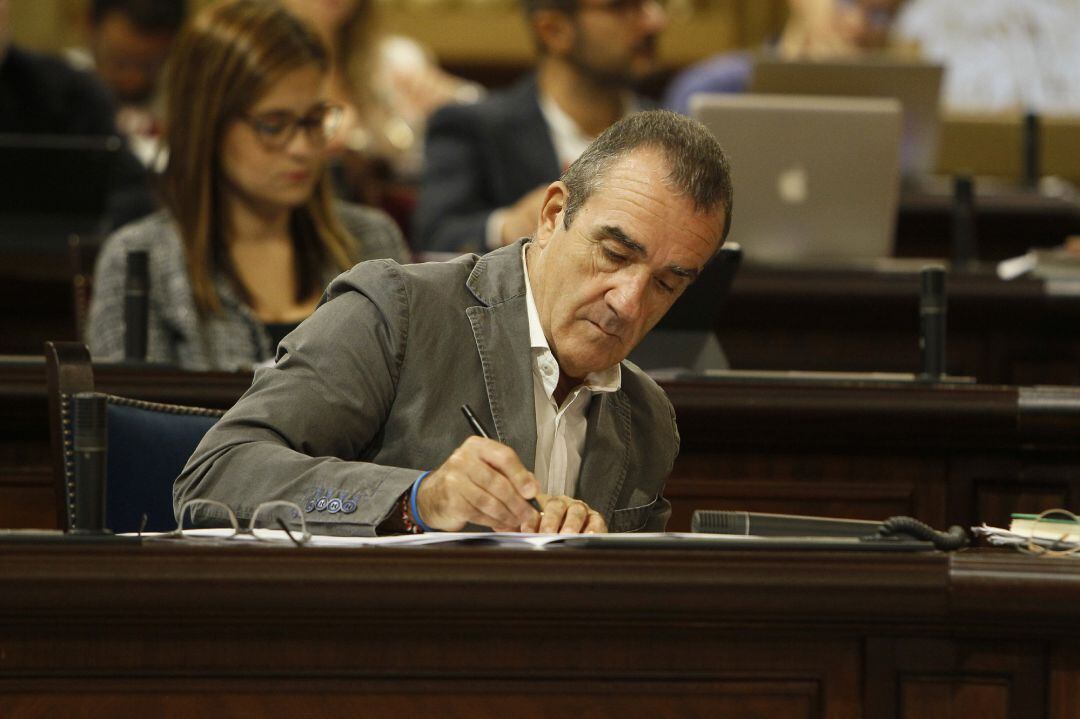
[
  {"xmin": 408, "ymin": 471, "xmax": 437, "ymax": 532},
  {"xmin": 375, "ymin": 472, "xmax": 432, "ymax": 535}
]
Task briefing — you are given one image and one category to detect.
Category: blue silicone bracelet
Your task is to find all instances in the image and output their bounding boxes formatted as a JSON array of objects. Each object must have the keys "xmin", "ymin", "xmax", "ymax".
[{"xmin": 409, "ymin": 471, "xmax": 436, "ymax": 533}]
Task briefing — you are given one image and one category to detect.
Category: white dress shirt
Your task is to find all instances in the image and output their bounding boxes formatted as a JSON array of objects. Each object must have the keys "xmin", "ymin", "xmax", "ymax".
[{"xmin": 522, "ymin": 246, "xmax": 621, "ymax": 497}]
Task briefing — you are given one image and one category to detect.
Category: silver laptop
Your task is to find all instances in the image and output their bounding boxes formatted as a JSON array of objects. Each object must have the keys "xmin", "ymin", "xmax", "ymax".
[
  {"xmin": 750, "ymin": 57, "xmax": 944, "ymax": 176},
  {"xmin": 691, "ymin": 93, "xmax": 902, "ymax": 265}
]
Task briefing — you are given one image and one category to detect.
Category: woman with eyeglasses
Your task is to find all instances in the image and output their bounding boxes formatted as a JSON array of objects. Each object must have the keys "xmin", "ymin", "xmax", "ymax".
[{"xmin": 87, "ymin": 0, "xmax": 410, "ymax": 370}]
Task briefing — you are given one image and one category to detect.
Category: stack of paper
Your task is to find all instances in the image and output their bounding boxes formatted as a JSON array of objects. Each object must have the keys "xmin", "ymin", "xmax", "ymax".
[{"xmin": 973, "ymin": 512, "xmax": 1080, "ymax": 550}]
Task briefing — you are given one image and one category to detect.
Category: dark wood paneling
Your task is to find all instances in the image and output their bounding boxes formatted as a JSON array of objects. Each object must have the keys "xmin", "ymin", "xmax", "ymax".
[
  {"xmin": 718, "ymin": 265, "xmax": 1080, "ymax": 386},
  {"xmin": 866, "ymin": 638, "xmax": 1046, "ymax": 719},
  {"xmin": 0, "ymin": 547, "xmax": 1076, "ymax": 717},
  {"xmin": 668, "ymin": 453, "xmax": 947, "ymax": 530},
  {"xmin": 895, "ymin": 188, "xmax": 1080, "ymax": 262},
  {"xmin": 0, "ymin": 681, "xmax": 825, "ymax": 719},
  {"xmin": 1051, "ymin": 646, "xmax": 1080, "ymax": 719}
]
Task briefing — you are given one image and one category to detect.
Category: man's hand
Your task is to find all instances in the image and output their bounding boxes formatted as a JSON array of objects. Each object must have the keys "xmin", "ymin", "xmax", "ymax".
[
  {"xmin": 416, "ymin": 436, "xmax": 541, "ymax": 531},
  {"xmin": 498, "ymin": 185, "xmax": 550, "ymax": 246},
  {"xmin": 521, "ymin": 494, "xmax": 608, "ymax": 534}
]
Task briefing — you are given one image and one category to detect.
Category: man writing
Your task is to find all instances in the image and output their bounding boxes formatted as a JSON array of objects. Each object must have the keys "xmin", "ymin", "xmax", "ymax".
[
  {"xmin": 176, "ymin": 110, "xmax": 732, "ymax": 535},
  {"xmin": 413, "ymin": 0, "xmax": 668, "ymax": 254}
]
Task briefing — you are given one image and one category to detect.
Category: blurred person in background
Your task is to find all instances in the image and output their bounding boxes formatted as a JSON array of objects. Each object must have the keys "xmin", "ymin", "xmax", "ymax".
[
  {"xmin": 664, "ymin": 0, "xmax": 906, "ymax": 115},
  {"xmin": 87, "ymin": 0, "xmax": 409, "ymax": 370},
  {"xmin": 280, "ymin": 0, "xmax": 481, "ymax": 209},
  {"xmin": 66, "ymin": 0, "xmax": 187, "ymax": 168},
  {"xmin": 412, "ymin": 0, "xmax": 669, "ymax": 255},
  {"xmin": 894, "ymin": 0, "xmax": 1080, "ymax": 114},
  {"xmin": 0, "ymin": 0, "xmax": 155, "ymax": 228}
]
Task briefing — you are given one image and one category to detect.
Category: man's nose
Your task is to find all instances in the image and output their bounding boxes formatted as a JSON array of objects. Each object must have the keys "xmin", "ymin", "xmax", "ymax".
[{"xmin": 607, "ymin": 270, "xmax": 649, "ymax": 321}]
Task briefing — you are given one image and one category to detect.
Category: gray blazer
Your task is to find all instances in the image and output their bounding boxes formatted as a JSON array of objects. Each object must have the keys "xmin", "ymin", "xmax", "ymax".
[
  {"xmin": 175, "ymin": 240, "xmax": 678, "ymax": 535},
  {"xmin": 86, "ymin": 203, "xmax": 411, "ymax": 370}
]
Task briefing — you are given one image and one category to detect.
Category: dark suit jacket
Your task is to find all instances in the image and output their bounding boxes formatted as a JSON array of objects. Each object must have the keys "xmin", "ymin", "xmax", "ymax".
[
  {"xmin": 176, "ymin": 240, "xmax": 678, "ymax": 535},
  {"xmin": 0, "ymin": 45, "xmax": 155, "ymax": 229},
  {"xmin": 413, "ymin": 74, "xmax": 561, "ymax": 254}
]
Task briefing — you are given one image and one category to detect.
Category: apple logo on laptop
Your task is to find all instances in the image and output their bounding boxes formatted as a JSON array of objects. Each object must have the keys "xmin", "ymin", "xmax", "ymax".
[{"xmin": 777, "ymin": 165, "xmax": 809, "ymax": 204}]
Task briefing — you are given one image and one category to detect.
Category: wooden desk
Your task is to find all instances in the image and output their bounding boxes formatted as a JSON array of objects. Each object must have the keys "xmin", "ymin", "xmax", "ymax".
[
  {"xmin": 664, "ymin": 377, "xmax": 1080, "ymax": 533},
  {"xmin": 8, "ymin": 254, "xmax": 1080, "ymax": 389},
  {"xmin": 0, "ymin": 544, "xmax": 1076, "ymax": 718},
  {"xmin": 896, "ymin": 185, "xmax": 1080, "ymax": 262},
  {"xmin": 720, "ymin": 264, "xmax": 1080, "ymax": 385},
  {"xmin": 3, "ymin": 362, "xmax": 1079, "ymax": 533}
]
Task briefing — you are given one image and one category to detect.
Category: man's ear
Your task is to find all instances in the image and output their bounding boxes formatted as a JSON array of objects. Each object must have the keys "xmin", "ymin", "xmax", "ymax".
[
  {"xmin": 533, "ymin": 181, "xmax": 568, "ymax": 249},
  {"xmin": 532, "ymin": 8, "xmax": 577, "ymax": 57}
]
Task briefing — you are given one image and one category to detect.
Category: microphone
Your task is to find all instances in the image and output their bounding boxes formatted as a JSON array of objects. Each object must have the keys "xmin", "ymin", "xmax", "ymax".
[
  {"xmin": 124, "ymin": 250, "xmax": 149, "ymax": 362},
  {"xmin": 691, "ymin": 510, "xmax": 881, "ymax": 538},
  {"xmin": 72, "ymin": 392, "xmax": 110, "ymax": 534},
  {"xmin": 950, "ymin": 175, "xmax": 976, "ymax": 272},
  {"xmin": 919, "ymin": 266, "xmax": 947, "ymax": 381},
  {"xmin": 1022, "ymin": 110, "xmax": 1040, "ymax": 191},
  {"xmin": 690, "ymin": 510, "xmax": 970, "ymax": 550}
]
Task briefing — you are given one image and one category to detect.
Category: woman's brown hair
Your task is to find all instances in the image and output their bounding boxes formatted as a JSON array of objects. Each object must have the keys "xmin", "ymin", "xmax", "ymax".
[{"xmin": 162, "ymin": 0, "xmax": 354, "ymax": 316}]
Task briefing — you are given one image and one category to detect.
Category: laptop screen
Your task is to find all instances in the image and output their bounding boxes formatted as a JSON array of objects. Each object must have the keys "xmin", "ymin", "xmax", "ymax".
[
  {"xmin": 692, "ymin": 93, "xmax": 902, "ymax": 266},
  {"xmin": 750, "ymin": 57, "xmax": 944, "ymax": 176}
]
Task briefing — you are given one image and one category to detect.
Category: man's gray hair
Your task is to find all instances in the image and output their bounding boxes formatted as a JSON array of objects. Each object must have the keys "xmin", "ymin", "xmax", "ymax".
[{"xmin": 561, "ymin": 109, "xmax": 734, "ymax": 244}]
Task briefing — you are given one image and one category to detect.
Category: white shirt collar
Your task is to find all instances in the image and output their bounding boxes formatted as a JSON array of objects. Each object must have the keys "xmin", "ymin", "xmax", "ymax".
[{"xmin": 522, "ymin": 244, "xmax": 621, "ymax": 398}]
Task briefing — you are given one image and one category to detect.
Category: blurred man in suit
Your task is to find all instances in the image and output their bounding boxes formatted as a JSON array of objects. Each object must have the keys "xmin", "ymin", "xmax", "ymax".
[
  {"xmin": 0, "ymin": 0, "xmax": 155, "ymax": 229},
  {"xmin": 1, "ymin": 0, "xmax": 116, "ymax": 136},
  {"xmin": 66, "ymin": 0, "xmax": 186, "ymax": 167},
  {"xmin": 414, "ymin": 0, "xmax": 668, "ymax": 254}
]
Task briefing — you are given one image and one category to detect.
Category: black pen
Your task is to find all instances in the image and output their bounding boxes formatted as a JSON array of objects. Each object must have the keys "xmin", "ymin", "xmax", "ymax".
[{"xmin": 460, "ymin": 404, "xmax": 543, "ymax": 513}]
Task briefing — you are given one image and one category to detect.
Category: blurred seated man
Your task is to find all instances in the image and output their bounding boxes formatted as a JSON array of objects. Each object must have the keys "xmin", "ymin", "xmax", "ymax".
[
  {"xmin": 0, "ymin": 0, "xmax": 155, "ymax": 229},
  {"xmin": 176, "ymin": 110, "xmax": 733, "ymax": 537},
  {"xmin": 664, "ymin": 0, "xmax": 905, "ymax": 115},
  {"xmin": 66, "ymin": 0, "xmax": 187, "ymax": 168},
  {"xmin": 894, "ymin": 0, "xmax": 1080, "ymax": 114},
  {"xmin": 412, "ymin": 0, "xmax": 668, "ymax": 255}
]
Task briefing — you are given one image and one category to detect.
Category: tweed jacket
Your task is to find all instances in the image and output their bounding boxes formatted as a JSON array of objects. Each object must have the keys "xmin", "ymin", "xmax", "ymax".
[
  {"xmin": 175, "ymin": 240, "xmax": 679, "ymax": 535},
  {"xmin": 86, "ymin": 203, "xmax": 410, "ymax": 370}
]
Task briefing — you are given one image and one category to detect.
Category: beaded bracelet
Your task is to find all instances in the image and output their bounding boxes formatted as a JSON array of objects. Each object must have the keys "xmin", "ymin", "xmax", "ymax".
[{"xmin": 400, "ymin": 492, "xmax": 420, "ymax": 534}]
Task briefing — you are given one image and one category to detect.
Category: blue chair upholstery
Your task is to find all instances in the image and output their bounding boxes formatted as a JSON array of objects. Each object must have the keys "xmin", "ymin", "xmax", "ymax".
[
  {"xmin": 104, "ymin": 397, "xmax": 222, "ymax": 533},
  {"xmin": 46, "ymin": 341, "xmax": 227, "ymax": 534},
  {"xmin": 58, "ymin": 393, "xmax": 222, "ymax": 533}
]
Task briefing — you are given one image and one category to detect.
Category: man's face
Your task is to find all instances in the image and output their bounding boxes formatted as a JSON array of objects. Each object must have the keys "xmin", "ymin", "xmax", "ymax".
[
  {"xmin": 565, "ymin": 0, "xmax": 668, "ymax": 87},
  {"xmin": 90, "ymin": 11, "xmax": 175, "ymax": 103},
  {"xmin": 527, "ymin": 147, "xmax": 727, "ymax": 380}
]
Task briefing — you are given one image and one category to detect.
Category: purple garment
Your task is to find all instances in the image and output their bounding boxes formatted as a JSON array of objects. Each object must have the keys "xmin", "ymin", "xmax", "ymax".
[{"xmin": 663, "ymin": 51, "xmax": 754, "ymax": 116}]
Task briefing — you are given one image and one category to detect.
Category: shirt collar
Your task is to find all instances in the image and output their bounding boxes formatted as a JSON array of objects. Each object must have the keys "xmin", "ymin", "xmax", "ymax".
[{"xmin": 522, "ymin": 244, "xmax": 621, "ymax": 396}]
